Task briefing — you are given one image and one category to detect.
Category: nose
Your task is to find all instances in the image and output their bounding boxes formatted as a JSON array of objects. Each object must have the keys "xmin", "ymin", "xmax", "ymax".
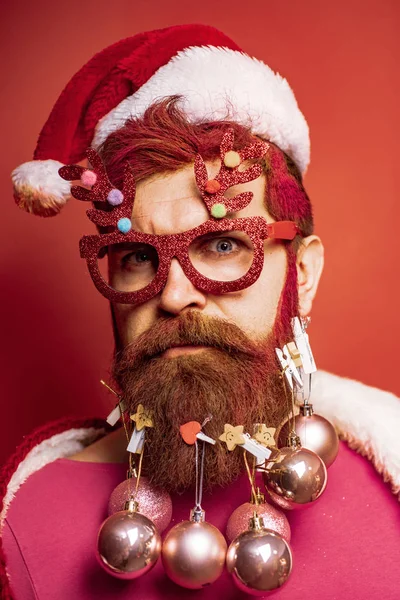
[{"xmin": 158, "ymin": 258, "xmax": 207, "ymax": 315}]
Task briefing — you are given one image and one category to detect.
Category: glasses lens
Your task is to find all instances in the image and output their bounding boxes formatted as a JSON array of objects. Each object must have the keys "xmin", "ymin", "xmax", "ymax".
[
  {"xmin": 188, "ymin": 230, "xmax": 254, "ymax": 282},
  {"xmin": 97, "ymin": 242, "xmax": 159, "ymax": 292}
]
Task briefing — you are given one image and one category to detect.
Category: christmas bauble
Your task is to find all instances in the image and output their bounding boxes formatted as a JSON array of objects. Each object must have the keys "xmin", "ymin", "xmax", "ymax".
[
  {"xmin": 226, "ymin": 501, "xmax": 291, "ymax": 543},
  {"xmin": 162, "ymin": 520, "xmax": 227, "ymax": 589},
  {"xmin": 263, "ymin": 446, "xmax": 327, "ymax": 510},
  {"xmin": 226, "ymin": 528, "xmax": 292, "ymax": 595},
  {"xmin": 97, "ymin": 510, "xmax": 161, "ymax": 579},
  {"xmin": 278, "ymin": 405, "xmax": 339, "ymax": 467},
  {"xmin": 108, "ymin": 477, "xmax": 172, "ymax": 533}
]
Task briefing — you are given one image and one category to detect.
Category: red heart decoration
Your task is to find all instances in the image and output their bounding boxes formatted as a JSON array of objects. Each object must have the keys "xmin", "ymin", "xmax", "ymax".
[{"xmin": 179, "ymin": 421, "xmax": 201, "ymax": 445}]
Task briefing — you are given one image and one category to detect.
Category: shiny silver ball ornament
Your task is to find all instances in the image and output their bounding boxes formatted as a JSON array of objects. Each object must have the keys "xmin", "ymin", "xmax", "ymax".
[
  {"xmin": 278, "ymin": 404, "xmax": 339, "ymax": 467},
  {"xmin": 161, "ymin": 509, "xmax": 227, "ymax": 589},
  {"xmin": 97, "ymin": 506, "xmax": 161, "ymax": 580},
  {"xmin": 263, "ymin": 446, "xmax": 327, "ymax": 510},
  {"xmin": 226, "ymin": 514, "xmax": 292, "ymax": 595}
]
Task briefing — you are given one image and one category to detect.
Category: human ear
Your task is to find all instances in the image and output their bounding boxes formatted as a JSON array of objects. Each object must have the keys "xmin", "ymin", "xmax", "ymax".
[{"xmin": 296, "ymin": 235, "xmax": 324, "ymax": 316}]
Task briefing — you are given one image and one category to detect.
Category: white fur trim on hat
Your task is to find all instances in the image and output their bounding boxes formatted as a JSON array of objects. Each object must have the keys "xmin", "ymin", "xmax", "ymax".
[
  {"xmin": 12, "ymin": 159, "xmax": 71, "ymax": 217},
  {"xmin": 93, "ymin": 46, "xmax": 310, "ymax": 174}
]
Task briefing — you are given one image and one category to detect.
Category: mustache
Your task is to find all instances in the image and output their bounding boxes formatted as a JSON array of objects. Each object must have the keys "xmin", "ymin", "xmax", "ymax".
[{"xmin": 115, "ymin": 311, "xmax": 270, "ymax": 364}]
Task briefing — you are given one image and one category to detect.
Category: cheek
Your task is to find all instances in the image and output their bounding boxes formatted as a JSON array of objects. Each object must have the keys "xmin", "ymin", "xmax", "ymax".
[
  {"xmin": 112, "ymin": 302, "xmax": 157, "ymax": 346},
  {"xmin": 215, "ymin": 247, "xmax": 287, "ymax": 337},
  {"xmin": 258, "ymin": 246, "xmax": 288, "ymax": 306}
]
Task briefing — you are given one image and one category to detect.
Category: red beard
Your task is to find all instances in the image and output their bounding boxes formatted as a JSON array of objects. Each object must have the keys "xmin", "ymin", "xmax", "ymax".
[{"xmin": 112, "ymin": 311, "xmax": 289, "ymax": 493}]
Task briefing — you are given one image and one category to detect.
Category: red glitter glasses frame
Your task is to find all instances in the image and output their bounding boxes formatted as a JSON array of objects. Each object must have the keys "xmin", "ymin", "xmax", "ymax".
[
  {"xmin": 59, "ymin": 130, "xmax": 300, "ymax": 306},
  {"xmin": 79, "ymin": 217, "xmax": 298, "ymax": 305}
]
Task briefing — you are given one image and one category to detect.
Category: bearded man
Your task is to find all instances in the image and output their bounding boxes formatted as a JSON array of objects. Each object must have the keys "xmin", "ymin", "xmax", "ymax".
[{"xmin": 1, "ymin": 24, "xmax": 399, "ymax": 600}]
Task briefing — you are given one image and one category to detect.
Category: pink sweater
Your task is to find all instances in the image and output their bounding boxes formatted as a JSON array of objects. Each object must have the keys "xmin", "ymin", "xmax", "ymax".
[{"xmin": 2, "ymin": 442, "xmax": 399, "ymax": 599}]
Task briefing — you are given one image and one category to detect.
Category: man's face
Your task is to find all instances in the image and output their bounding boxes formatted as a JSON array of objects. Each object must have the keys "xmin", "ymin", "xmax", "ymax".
[
  {"xmin": 112, "ymin": 162, "xmax": 288, "ymax": 348},
  {"xmin": 109, "ymin": 162, "xmax": 300, "ymax": 492},
  {"xmin": 108, "ymin": 156, "xmax": 325, "ymax": 492}
]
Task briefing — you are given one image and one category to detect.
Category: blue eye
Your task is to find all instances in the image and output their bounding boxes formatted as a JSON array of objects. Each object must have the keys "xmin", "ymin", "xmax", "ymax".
[
  {"xmin": 214, "ymin": 239, "xmax": 235, "ymax": 253},
  {"xmin": 207, "ymin": 238, "xmax": 237, "ymax": 254}
]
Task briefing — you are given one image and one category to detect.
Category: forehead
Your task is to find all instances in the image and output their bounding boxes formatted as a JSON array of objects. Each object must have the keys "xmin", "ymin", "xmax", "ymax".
[{"xmin": 130, "ymin": 162, "xmax": 271, "ymax": 235}]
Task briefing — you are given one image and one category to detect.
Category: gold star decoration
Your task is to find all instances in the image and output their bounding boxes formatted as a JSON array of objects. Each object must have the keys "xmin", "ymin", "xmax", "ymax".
[
  {"xmin": 254, "ymin": 424, "xmax": 276, "ymax": 447},
  {"xmin": 219, "ymin": 424, "xmax": 245, "ymax": 451},
  {"xmin": 130, "ymin": 404, "xmax": 154, "ymax": 431}
]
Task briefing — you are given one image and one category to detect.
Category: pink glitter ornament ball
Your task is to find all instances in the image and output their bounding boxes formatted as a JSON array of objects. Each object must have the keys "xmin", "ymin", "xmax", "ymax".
[
  {"xmin": 108, "ymin": 477, "xmax": 172, "ymax": 533},
  {"xmin": 226, "ymin": 501, "xmax": 291, "ymax": 543}
]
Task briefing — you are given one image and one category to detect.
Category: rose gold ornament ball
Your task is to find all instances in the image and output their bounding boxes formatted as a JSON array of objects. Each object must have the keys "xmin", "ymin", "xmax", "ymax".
[
  {"xmin": 226, "ymin": 502, "xmax": 291, "ymax": 543},
  {"xmin": 263, "ymin": 447, "xmax": 327, "ymax": 510},
  {"xmin": 226, "ymin": 529, "xmax": 292, "ymax": 595},
  {"xmin": 97, "ymin": 510, "xmax": 161, "ymax": 579},
  {"xmin": 162, "ymin": 520, "xmax": 227, "ymax": 589},
  {"xmin": 108, "ymin": 477, "xmax": 172, "ymax": 533},
  {"xmin": 278, "ymin": 407, "xmax": 339, "ymax": 467}
]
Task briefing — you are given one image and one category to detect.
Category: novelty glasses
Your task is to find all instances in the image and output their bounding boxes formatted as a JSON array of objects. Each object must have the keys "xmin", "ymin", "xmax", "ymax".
[
  {"xmin": 79, "ymin": 217, "xmax": 298, "ymax": 304},
  {"xmin": 59, "ymin": 131, "xmax": 300, "ymax": 305}
]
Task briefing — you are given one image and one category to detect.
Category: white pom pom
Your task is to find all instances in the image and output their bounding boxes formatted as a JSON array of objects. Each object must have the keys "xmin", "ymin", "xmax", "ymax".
[{"xmin": 12, "ymin": 159, "xmax": 71, "ymax": 217}]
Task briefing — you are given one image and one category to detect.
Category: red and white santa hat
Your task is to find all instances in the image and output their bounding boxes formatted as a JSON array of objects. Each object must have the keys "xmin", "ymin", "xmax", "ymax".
[{"xmin": 12, "ymin": 24, "xmax": 310, "ymax": 218}]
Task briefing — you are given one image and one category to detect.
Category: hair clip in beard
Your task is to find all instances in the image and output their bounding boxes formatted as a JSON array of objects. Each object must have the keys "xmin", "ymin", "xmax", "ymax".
[
  {"xmin": 109, "ymin": 403, "xmax": 172, "ymax": 532},
  {"xmin": 264, "ymin": 341, "xmax": 328, "ymax": 511},
  {"xmin": 225, "ymin": 446, "xmax": 293, "ymax": 594},
  {"xmin": 277, "ymin": 369, "xmax": 340, "ymax": 468},
  {"xmin": 96, "ymin": 399, "xmax": 172, "ymax": 580},
  {"xmin": 179, "ymin": 416, "xmax": 216, "ymax": 446},
  {"xmin": 219, "ymin": 423, "xmax": 271, "ymax": 465},
  {"xmin": 161, "ymin": 436, "xmax": 227, "ymax": 589},
  {"xmin": 212, "ymin": 417, "xmax": 293, "ymax": 594},
  {"xmin": 275, "ymin": 319, "xmax": 340, "ymax": 469},
  {"xmin": 101, "ymin": 379, "xmax": 127, "ymax": 426},
  {"xmin": 253, "ymin": 423, "xmax": 277, "ymax": 448}
]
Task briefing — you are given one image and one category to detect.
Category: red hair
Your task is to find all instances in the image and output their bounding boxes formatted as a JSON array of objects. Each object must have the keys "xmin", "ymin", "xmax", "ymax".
[{"xmin": 99, "ymin": 97, "xmax": 313, "ymax": 238}]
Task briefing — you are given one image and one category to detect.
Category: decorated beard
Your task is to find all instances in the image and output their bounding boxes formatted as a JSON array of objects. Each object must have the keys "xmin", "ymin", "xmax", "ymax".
[
  {"xmin": 111, "ymin": 310, "xmax": 289, "ymax": 492},
  {"xmin": 54, "ymin": 126, "xmax": 302, "ymax": 493}
]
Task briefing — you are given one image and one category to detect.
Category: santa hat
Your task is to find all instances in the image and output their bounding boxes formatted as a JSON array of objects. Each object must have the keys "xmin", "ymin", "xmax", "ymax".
[{"xmin": 12, "ymin": 24, "xmax": 310, "ymax": 217}]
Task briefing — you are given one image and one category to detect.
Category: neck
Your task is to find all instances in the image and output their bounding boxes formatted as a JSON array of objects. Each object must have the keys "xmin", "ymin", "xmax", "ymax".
[{"xmin": 69, "ymin": 427, "xmax": 129, "ymax": 464}]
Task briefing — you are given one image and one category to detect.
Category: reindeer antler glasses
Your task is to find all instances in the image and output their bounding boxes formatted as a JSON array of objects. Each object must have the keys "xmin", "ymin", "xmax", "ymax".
[{"xmin": 59, "ymin": 131, "xmax": 299, "ymax": 306}]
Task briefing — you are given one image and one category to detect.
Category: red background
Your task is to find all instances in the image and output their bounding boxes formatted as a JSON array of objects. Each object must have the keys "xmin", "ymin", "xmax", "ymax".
[{"xmin": 1, "ymin": 0, "xmax": 399, "ymax": 462}]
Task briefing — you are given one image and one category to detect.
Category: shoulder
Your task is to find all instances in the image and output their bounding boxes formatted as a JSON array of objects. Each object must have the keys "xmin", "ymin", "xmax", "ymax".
[
  {"xmin": 312, "ymin": 370, "xmax": 400, "ymax": 498},
  {"xmin": 0, "ymin": 417, "xmax": 108, "ymax": 600},
  {"xmin": 0, "ymin": 417, "xmax": 108, "ymax": 526}
]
